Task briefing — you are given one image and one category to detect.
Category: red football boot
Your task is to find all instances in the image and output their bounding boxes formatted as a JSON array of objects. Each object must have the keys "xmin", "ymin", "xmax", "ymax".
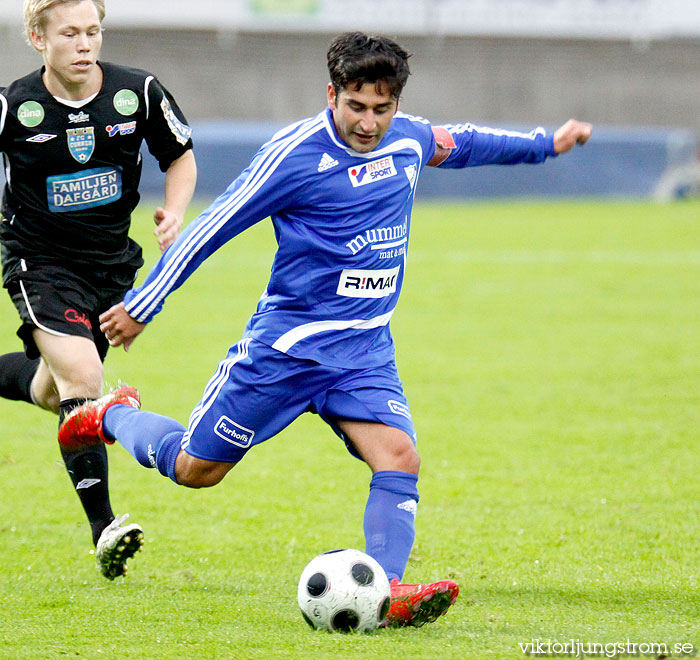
[
  {"xmin": 385, "ymin": 578, "xmax": 459, "ymax": 627},
  {"xmin": 58, "ymin": 385, "xmax": 140, "ymax": 450}
]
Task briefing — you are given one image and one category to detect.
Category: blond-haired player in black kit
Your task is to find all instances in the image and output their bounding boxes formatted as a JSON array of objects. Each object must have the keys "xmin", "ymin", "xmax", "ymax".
[{"xmin": 0, "ymin": 0, "xmax": 196, "ymax": 579}]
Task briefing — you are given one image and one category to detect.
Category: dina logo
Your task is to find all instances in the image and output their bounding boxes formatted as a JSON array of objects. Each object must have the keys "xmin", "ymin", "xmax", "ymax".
[
  {"xmin": 18, "ymin": 101, "xmax": 44, "ymax": 128},
  {"xmin": 214, "ymin": 416, "xmax": 255, "ymax": 448},
  {"xmin": 113, "ymin": 89, "xmax": 139, "ymax": 116}
]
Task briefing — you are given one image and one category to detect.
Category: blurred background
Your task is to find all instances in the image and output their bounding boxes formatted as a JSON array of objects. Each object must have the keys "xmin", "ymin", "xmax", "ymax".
[{"xmin": 1, "ymin": 0, "xmax": 699, "ymax": 199}]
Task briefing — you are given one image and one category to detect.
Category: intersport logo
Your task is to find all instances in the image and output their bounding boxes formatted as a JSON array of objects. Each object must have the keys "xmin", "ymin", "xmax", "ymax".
[{"xmin": 348, "ymin": 156, "xmax": 397, "ymax": 187}]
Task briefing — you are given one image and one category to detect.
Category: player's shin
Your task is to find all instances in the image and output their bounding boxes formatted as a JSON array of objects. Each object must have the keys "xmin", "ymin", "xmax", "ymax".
[
  {"xmin": 59, "ymin": 397, "xmax": 114, "ymax": 544},
  {"xmin": 363, "ymin": 470, "xmax": 419, "ymax": 581},
  {"xmin": 102, "ymin": 406, "xmax": 185, "ymax": 483}
]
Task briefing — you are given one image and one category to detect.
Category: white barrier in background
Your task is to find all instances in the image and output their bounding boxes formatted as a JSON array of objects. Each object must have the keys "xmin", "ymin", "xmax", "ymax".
[{"xmin": 1, "ymin": 0, "xmax": 700, "ymax": 39}]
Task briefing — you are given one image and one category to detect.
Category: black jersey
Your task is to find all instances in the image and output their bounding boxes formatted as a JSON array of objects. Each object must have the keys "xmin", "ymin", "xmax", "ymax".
[{"xmin": 0, "ymin": 61, "xmax": 193, "ymax": 268}]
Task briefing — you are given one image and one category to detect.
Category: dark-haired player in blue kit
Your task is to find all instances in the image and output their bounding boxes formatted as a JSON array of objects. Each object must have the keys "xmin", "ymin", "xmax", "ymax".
[{"xmin": 60, "ymin": 32, "xmax": 591, "ymax": 626}]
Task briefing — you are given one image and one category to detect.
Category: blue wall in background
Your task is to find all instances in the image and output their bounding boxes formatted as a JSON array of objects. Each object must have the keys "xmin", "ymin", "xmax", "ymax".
[
  {"xmin": 138, "ymin": 122, "xmax": 698, "ymax": 202},
  {"xmin": 1, "ymin": 123, "xmax": 697, "ymax": 203}
]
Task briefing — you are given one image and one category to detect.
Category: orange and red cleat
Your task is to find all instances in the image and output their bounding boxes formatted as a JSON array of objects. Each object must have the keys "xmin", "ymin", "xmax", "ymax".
[
  {"xmin": 58, "ymin": 385, "xmax": 140, "ymax": 449},
  {"xmin": 384, "ymin": 578, "xmax": 459, "ymax": 627}
]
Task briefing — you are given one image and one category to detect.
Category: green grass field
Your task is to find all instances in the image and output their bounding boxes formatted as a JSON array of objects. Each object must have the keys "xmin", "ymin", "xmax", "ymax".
[{"xmin": 1, "ymin": 199, "xmax": 699, "ymax": 659}]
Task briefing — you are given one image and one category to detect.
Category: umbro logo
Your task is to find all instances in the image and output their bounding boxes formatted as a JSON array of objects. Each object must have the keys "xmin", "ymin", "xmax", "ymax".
[
  {"xmin": 26, "ymin": 133, "xmax": 57, "ymax": 143},
  {"xmin": 76, "ymin": 478, "xmax": 101, "ymax": 490},
  {"xmin": 317, "ymin": 152, "xmax": 339, "ymax": 172}
]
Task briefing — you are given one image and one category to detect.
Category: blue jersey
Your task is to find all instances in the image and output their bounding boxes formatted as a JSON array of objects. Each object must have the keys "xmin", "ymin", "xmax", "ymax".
[{"xmin": 124, "ymin": 107, "xmax": 556, "ymax": 368}]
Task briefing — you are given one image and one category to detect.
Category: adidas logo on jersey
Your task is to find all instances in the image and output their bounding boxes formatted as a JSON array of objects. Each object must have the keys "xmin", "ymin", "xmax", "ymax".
[{"xmin": 317, "ymin": 153, "xmax": 339, "ymax": 172}]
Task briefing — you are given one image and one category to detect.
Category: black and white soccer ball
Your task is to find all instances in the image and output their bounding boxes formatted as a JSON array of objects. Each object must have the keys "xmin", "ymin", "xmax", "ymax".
[{"xmin": 297, "ymin": 549, "xmax": 391, "ymax": 633}]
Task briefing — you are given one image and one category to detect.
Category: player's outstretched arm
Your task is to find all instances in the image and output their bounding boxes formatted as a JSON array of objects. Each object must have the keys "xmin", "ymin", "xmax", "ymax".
[
  {"xmin": 99, "ymin": 302, "xmax": 147, "ymax": 352},
  {"xmin": 552, "ymin": 119, "xmax": 593, "ymax": 154}
]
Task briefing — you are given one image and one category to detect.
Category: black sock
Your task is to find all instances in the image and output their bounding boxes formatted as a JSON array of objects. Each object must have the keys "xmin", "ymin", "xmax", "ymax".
[
  {"xmin": 59, "ymin": 398, "xmax": 115, "ymax": 545},
  {"xmin": 0, "ymin": 352, "xmax": 40, "ymax": 404}
]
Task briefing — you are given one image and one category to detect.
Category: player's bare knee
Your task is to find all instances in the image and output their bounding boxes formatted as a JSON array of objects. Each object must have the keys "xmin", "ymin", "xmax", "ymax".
[
  {"xmin": 39, "ymin": 388, "xmax": 61, "ymax": 413},
  {"xmin": 178, "ymin": 473, "xmax": 221, "ymax": 489},
  {"xmin": 83, "ymin": 362, "xmax": 104, "ymax": 394},
  {"xmin": 397, "ymin": 442, "xmax": 420, "ymax": 474},
  {"xmin": 381, "ymin": 432, "xmax": 420, "ymax": 474},
  {"xmin": 175, "ymin": 454, "xmax": 232, "ymax": 488},
  {"xmin": 176, "ymin": 465, "xmax": 221, "ymax": 489},
  {"xmin": 57, "ymin": 361, "xmax": 103, "ymax": 399},
  {"xmin": 27, "ymin": 362, "xmax": 59, "ymax": 411}
]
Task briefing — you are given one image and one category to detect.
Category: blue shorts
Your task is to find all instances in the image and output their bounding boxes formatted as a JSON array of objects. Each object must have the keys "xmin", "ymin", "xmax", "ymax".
[{"xmin": 181, "ymin": 338, "xmax": 416, "ymax": 463}]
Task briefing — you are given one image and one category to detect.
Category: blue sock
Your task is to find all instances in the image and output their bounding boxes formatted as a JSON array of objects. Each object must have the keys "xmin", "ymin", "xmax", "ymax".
[
  {"xmin": 363, "ymin": 470, "xmax": 419, "ymax": 582},
  {"xmin": 103, "ymin": 405, "xmax": 185, "ymax": 483}
]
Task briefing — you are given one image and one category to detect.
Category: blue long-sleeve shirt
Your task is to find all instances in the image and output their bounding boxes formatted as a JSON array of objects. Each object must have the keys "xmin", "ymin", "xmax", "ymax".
[{"xmin": 125, "ymin": 107, "xmax": 556, "ymax": 368}]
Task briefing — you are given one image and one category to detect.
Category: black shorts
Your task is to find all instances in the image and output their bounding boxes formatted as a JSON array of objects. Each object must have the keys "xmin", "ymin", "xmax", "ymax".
[{"xmin": 3, "ymin": 254, "xmax": 140, "ymax": 361}]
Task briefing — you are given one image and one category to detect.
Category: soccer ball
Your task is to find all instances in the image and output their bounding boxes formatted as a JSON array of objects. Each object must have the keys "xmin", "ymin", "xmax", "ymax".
[{"xmin": 297, "ymin": 549, "xmax": 391, "ymax": 633}]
